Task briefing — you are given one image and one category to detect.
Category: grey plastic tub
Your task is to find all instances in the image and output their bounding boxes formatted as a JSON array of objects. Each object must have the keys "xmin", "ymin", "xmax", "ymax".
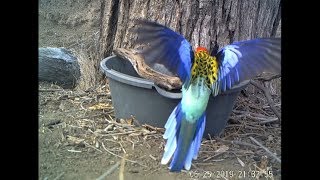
[{"xmin": 100, "ymin": 55, "xmax": 248, "ymax": 136}]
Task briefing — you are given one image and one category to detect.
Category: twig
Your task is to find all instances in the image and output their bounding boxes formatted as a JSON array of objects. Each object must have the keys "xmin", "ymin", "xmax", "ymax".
[
  {"xmin": 246, "ymin": 115, "xmax": 278, "ymax": 122},
  {"xmin": 249, "ymin": 136, "xmax": 281, "ymax": 163},
  {"xmin": 149, "ymin": 154, "xmax": 157, "ymax": 161},
  {"xmin": 216, "ymin": 138, "xmax": 259, "ymax": 149},
  {"xmin": 80, "ymin": 102, "xmax": 87, "ymax": 111},
  {"xmin": 119, "ymin": 137, "xmax": 127, "ymax": 154},
  {"xmin": 255, "ymin": 74, "xmax": 281, "ymax": 81},
  {"xmin": 207, "ymin": 133, "xmax": 215, "ymax": 145},
  {"xmin": 107, "ymin": 114, "xmax": 115, "ymax": 121},
  {"xmin": 232, "ymin": 113, "xmax": 279, "ymax": 124},
  {"xmin": 237, "ymin": 133, "xmax": 269, "ymax": 137},
  {"xmin": 84, "ymin": 142, "xmax": 103, "ymax": 153},
  {"xmin": 232, "ymin": 110, "xmax": 272, "ymax": 119},
  {"xmin": 105, "ymin": 119, "xmax": 136, "ymax": 130},
  {"xmin": 119, "ymin": 154, "xmax": 126, "ymax": 180},
  {"xmin": 97, "ymin": 131, "xmax": 137, "ymax": 137},
  {"xmin": 195, "ymin": 159, "xmax": 225, "ymax": 165},
  {"xmin": 53, "ymin": 172, "xmax": 65, "ymax": 180},
  {"xmin": 226, "ymin": 124, "xmax": 265, "ymax": 131},
  {"xmin": 250, "ymin": 80, "xmax": 281, "ymax": 120},
  {"xmin": 127, "ymin": 138, "xmax": 135, "ymax": 150},
  {"xmin": 101, "ymin": 142, "xmax": 147, "ymax": 167},
  {"xmin": 252, "ymin": 118, "xmax": 279, "ymax": 125},
  {"xmin": 132, "ymin": 116, "xmax": 142, "ymax": 127},
  {"xmin": 203, "ymin": 152, "xmax": 225, "ymax": 162},
  {"xmin": 96, "ymin": 93, "xmax": 111, "ymax": 99},
  {"xmin": 103, "ymin": 138, "xmax": 123, "ymax": 144},
  {"xmin": 44, "ymin": 120, "xmax": 62, "ymax": 127},
  {"xmin": 39, "ymin": 89, "xmax": 64, "ymax": 92},
  {"xmin": 229, "ymin": 114, "xmax": 247, "ymax": 120},
  {"xmin": 67, "ymin": 149, "xmax": 82, "ymax": 153},
  {"xmin": 96, "ymin": 161, "xmax": 121, "ymax": 180},
  {"xmin": 79, "ymin": 113, "xmax": 106, "ymax": 119},
  {"xmin": 145, "ymin": 166, "xmax": 161, "ymax": 176},
  {"xmin": 263, "ymin": 103, "xmax": 281, "ymax": 108},
  {"xmin": 67, "ymin": 124, "xmax": 83, "ymax": 129},
  {"xmin": 142, "ymin": 124, "xmax": 165, "ymax": 133}
]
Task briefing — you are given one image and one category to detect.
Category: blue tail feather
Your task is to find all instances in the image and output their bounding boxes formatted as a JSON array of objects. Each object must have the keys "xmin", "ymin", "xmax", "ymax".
[
  {"xmin": 163, "ymin": 104, "xmax": 181, "ymax": 138},
  {"xmin": 164, "ymin": 105, "xmax": 180, "ymax": 129},
  {"xmin": 193, "ymin": 114, "xmax": 206, "ymax": 159},
  {"xmin": 161, "ymin": 102, "xmax": 206, "ymax": 171},
  {"xmin": 161, "ymin": 103, "xmax": 182, "ymax": 165},
  {"xmin": 182, "ymin": 136, "xmax": 196, "ymax": 170}
]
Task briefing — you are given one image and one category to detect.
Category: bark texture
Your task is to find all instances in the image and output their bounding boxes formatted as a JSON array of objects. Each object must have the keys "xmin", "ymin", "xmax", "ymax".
[{"xmin": 98, "ymin": 0, "xmax": 281, "ymax": 60}]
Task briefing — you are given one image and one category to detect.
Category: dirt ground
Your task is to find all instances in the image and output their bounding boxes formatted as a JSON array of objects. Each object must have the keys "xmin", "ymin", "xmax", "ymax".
[{"xmin": 39, "ymin": 1, "xmax": 281, "ymax": 179}]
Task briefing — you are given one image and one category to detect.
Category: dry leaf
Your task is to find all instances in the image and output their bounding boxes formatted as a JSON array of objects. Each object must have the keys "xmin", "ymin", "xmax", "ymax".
[
  {"xmin": 119, "ymin": 119, "xmax": 126, "ymax": 124},
  {"xmin": 259, "ymin": 156, "xmax": 268, "ymax": 170},
  {"xmin": 66, "ymin": 135, "xmax": 84, "ymax": 144},
  {"xmin": 129, "ymin": 132, "xmax": 142, "ymax": 136},
  {"xmin": 104, "ymin": 124, "xmax": 114, "ymax": 131},
  {"xmin": 215, "ymin": 145, "xmax": 229, "ymax": 153},
  {"xmin": 88, "ymin": 103, "xmax": 109, "ymax": 110},
  {"xmin": 127, "ymin": 118, "xmax": 133, "ymax": 125},
  {"xmin": 112, "ymin": 135, "xmax": 118, "ymax": 140}
]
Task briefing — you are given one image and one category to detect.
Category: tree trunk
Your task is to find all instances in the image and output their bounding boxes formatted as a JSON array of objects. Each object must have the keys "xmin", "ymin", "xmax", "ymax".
[{"xmin": 98, "ymin": 0, "xmax": 281, "ymax": 60}]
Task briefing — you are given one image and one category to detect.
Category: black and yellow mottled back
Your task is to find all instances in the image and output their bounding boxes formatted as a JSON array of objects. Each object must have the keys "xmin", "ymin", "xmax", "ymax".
[{"xmin": 191, "ymin": 50, "xmax": 219, "ymax": 88}]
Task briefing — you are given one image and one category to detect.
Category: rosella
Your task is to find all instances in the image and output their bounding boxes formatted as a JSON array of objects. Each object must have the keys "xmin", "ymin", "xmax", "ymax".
[{"xmin": 133, "ymin": 19, "xmax": 281, "ymax": 172}]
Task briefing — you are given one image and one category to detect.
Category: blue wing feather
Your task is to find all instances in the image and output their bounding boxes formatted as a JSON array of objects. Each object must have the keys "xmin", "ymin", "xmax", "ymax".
[
  {"xmin": 132, "ymin": 19, "xmax": 193, "ymax": 83},
  {"xmin": 212, "ymin": 38, "xmax": 281, "ymax": 94}
]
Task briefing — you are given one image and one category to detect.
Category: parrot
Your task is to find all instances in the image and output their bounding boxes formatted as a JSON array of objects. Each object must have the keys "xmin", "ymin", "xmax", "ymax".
[{"xmin": 132, "ymin": 19, "xmax": 281, "ymax": 172}]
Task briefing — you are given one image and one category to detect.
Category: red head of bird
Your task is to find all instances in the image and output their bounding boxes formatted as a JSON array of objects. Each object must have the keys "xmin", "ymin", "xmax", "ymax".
[{"xmin": 196, "ymin": 47, "xmax": 209, "ymax": 54}]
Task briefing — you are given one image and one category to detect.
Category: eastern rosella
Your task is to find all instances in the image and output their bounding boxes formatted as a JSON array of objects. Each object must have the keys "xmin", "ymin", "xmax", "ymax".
[{"xmin": 133, "ymin": 19, "xmax": 281, "ymax": 172}]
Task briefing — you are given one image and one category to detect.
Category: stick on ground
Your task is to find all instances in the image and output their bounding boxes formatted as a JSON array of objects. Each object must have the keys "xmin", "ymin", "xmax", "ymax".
[
  {"xmin": 249, "ymin": 136, "xmax": 281, "ymax": 163},
  {"xmin": 119, "ymin": 154, "xmax": 126, "ymax": 180},
  {"xmin": 96, "ymin": 161, "xmax": 121, "ymax": 180},
  {"xmin": 250, "ymin": 80, "xmax": 281, "ymax": 120}
]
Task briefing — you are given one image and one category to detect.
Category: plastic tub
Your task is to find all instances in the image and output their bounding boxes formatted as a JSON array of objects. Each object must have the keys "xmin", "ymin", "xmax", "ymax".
[{"xmin": 100, "ymin": 55, "xmax": 248, "ymax": 136}]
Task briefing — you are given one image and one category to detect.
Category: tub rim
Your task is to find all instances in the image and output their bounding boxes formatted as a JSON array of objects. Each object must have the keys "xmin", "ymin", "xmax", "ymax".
[{"xmin": 100, "ymin": 55, "xmax": 249, "ymax": 99}]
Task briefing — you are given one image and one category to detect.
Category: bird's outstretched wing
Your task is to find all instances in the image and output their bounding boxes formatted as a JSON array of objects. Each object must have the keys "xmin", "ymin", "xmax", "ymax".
[
  {"xmin": 132, "ymin": 19, "xmax": 193, "ymax": 83},
  {"xmin": 211, "ymin": 38, "xmax": 281, "ymax": 95}
]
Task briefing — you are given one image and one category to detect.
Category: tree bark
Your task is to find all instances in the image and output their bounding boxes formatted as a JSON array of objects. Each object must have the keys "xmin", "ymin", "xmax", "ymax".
[{"xmin": 98, "ymin": 0, "xmax": 281, "ymax": 60}]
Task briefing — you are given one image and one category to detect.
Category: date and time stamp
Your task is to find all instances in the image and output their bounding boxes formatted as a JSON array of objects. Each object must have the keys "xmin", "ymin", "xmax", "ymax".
[{"xmin": 188, "ymin": 169, "xmax": 274, "ymax": 179}]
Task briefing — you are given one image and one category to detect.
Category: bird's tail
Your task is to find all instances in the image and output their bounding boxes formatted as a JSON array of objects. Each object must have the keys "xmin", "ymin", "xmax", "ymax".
[{"xmin": 161, "ymin": 102, "xmax": 206, "ymax": 171}]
